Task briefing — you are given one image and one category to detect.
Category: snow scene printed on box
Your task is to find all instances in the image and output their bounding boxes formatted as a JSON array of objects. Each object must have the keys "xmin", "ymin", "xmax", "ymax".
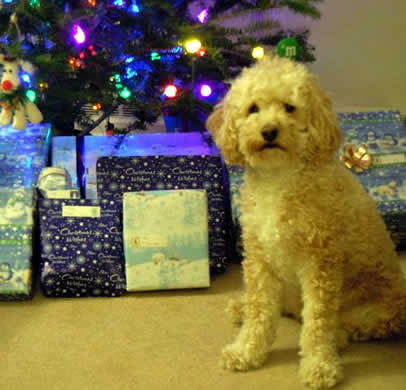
[{"xmin": 123, "ymin": 190, "xmax": 210, "ymax": 291}]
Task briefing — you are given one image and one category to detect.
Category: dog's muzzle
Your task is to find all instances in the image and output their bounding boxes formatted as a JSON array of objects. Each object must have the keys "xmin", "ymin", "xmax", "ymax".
[
  {"xmin": 262, "ymin": 128, "xmax": 278, "ymax": 143},
  {"xmin": 261, "ymin": 128, "xmax": 283, "ymax": 150}
]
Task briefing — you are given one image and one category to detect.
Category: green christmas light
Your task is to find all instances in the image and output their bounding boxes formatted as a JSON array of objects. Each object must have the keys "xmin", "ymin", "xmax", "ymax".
[
  {"xmin": 150, "ymin": 51, "xmax": 161, "ymax": 61},
  {"xmin": 113, "ymin": 74, "xmax": 121, "ymax": 83},
  {"xmin": 29, "ymin": 0, "xmax": 41, "ymax": 8},
  {"xmin": 26, "ymin": 90, "xmax": 37, "ymax": 102},
  {"xmin": 119, "ymin": 87, "xmax": 131, "ymax": 99}
]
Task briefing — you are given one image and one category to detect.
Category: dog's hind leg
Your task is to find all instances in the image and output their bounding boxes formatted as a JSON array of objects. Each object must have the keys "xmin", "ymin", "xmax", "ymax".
[
  {"xmin": 341, "ymin": 293, "xmax": 406, "ymax": 341},
  {"xmin": 221, "ymin": 236, "xmax": 281, "ymax": 371}
]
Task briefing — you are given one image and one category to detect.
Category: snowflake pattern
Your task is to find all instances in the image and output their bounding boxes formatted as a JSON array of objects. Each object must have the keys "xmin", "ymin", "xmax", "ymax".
[
  {"xmin": 96, "ymin": 154, "xmax": 230, "ymax": 272},
  {"xmin": 38, "ymin": 199, "xmax": 126, "ymax": 297}
]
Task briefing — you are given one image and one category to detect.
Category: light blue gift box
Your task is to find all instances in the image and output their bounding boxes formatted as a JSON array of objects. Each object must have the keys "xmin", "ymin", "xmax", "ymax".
[
  {"xmin": 0, "ymin": 188, "xmax": 35, "ymax": 300},
  {"xmin": 0, "ymin": 123, "xmax": 52, "ymax": 188},
  {"xmin": 51, "ymin": 136, "xmax": 79, "ymax": 189},
  {"xmin": 123, "ymin": 190, "xmax": 210, "ymax": 291}
]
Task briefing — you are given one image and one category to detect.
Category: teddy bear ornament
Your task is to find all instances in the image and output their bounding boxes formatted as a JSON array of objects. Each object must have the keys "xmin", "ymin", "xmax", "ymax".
[{"xmin": 0, "ymin": 54, "xmax": 43, "ymax": 130}]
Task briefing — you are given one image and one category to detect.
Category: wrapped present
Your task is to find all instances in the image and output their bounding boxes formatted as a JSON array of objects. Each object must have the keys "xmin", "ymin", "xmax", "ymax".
[
  {"xmin": 38, "ymin": 198, "xmax": 126, "ymax": 297},
  {"xmin": 337, "ymin": 110, "xmax": 402, "ymax": 123},
  {"xmin": 0, "ymin": 188, "xmax": 35, "ymax": 300},
  {"xmin": 339, "ymin": 111, "xmax": 406, "ymax": 152},
  {"xmin": 227, "ymin": 111, "xmax": 406, "ymax": 258},
  {"xmin": 0, "ymin": 123, "xmax": 52, "ymax": 188},
  {"xmin": 227, "ymin": 165, "xmax": 245, "ymax": 261},
  {"xmin": 51, "ymin": 136, "xmax": 79, "ymax": 189},
  {"xmin": 123, "ymin": 190, "xmax": 210, "ymax": 291},
  {"xmin": 97, "ymin": 155, "xmax": 231, "ymax": 273},
  {"xmin": 83, "ymin": 132, "xmax": 219, "ymax": 199},
  {"xmin": 339, "ymin": 110, "xmax": 406, "ymax": 250},
  {"xmin": 37, "ymin": 167, "xmax": 80, "ymax": 199}
]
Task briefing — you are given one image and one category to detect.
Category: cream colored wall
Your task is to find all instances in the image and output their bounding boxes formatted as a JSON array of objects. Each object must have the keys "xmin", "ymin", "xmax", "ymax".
[{"xmin": 306, "ymin": 0, "xmax": 406, "ymax": 113}]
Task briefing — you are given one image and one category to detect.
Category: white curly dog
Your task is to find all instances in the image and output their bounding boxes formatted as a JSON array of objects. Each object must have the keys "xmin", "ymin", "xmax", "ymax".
[{"xmin": 206, "ymin": 55, "xmax": 406, "ymax": 389}]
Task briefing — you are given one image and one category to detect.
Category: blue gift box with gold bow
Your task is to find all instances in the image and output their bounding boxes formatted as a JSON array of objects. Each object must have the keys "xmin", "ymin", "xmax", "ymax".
[
  {"xmin": 227, "ymin": 111, "xmax": 406, "ymax": 259},
  {"xmin": 339, "ymin": 110, "xmax": 406, "ymax": 250}
]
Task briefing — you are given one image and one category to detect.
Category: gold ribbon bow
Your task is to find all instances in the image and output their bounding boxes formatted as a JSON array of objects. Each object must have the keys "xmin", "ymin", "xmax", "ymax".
[{"xmin": 340, "ymin": 144, "xmax": 373, "ymax": 173}]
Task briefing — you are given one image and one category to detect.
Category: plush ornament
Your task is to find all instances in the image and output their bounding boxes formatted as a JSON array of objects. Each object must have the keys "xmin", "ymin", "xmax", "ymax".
[
  {"xmin": 276, "ymin": 37, "xmax": 301, "ymax": 59},
  {"xmin": 0, "ymin": 55, "xmax": 43, "ymax": 130}
]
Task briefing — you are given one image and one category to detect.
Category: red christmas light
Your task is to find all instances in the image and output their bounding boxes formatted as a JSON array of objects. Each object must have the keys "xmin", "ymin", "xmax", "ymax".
[{"xmin": 197, "ymin": 47, "xmax": 207, "ymax": 57}]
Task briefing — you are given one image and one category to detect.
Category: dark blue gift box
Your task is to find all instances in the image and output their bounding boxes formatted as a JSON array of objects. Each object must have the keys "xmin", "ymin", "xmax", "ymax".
[
  {"xmin": 96, "ymin": 155, "xmax": 231, "ymax": 273},
  {"xmin": 38, "ymin": 198, "xmax": 126, "ymax": 297}
]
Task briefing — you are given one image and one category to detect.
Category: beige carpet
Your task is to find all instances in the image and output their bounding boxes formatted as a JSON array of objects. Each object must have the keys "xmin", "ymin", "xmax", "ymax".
[{"xmin": 1, "ymin": 254, "xmax": 406, "ymax": 390}]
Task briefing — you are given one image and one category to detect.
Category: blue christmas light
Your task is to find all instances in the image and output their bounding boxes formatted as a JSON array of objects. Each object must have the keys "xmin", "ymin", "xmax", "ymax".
[
  {"xmin": 20, "ymin": 73, "xmax": 32, "ymax": 85},
  {"xmin": 131, "ymin": 1, "xmax": 140, "ymax": 13},
  {"xmin": 171, "ymin": 46, "xmax": 183, "ymax": 55},
  {"xmin": 125, "ymin": 56, "xmax": 135, "ymax": 63},
  {"xmin": 4, "ymin": 0, "xmax": 14, "ymax": 4},
  {"xmin": 113, "ymin": 0, "xmax": 125, "ymax": 7},
  {"xmin": 124, "ymin": 65, "xmax": 138, "ymax": 79}
]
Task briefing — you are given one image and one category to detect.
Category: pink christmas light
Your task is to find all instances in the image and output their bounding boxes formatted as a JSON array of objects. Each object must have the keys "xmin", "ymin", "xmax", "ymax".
[
  {"xmin": 200, "ymin": 84, "xmax": 212, "ymax": 97},
  {"xmin": 197, "ymin": 9, "xmax": 208, "ymax": 24},
  {"xmin": 73, "ymin": 25, "xmax": 86, "ymax": 44}
]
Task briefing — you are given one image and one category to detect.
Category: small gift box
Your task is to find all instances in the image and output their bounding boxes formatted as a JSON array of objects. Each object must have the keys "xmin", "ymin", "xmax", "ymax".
[
  {"xmin": 37, "ymin": 167, "xmax": 80, "ymax": 199},
  {"xmin": 38, "ymin": 198, "xmax": 126, "ymax": 297},
  {"xmin": 97, "ymin": 154, "xmax": 231, "ymax": 273},
  {"xmin": 51, "ymin": 136, "xmax": 79, "ymax": 189},
  {"xmin": 123, "ymin": 190, "xmax": 210, "ymax": 291},
  {"xmin": 0, "ymin": 188, "xmax": 35, "ymax": 300}
]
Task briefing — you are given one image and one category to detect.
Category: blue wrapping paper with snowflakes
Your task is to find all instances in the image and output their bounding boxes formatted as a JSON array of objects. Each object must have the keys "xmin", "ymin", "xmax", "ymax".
[
  {"xmin": 339, "ymin": 111, "xmax": 406, "ymax": 249},
  {"xmin": 123, "ymin": 190, "xmax": 210, "ymax": 291},
  {"xmin": 0, "ymin": 123, "xmax": 51, "ymax": 188},
  {"xmin": 83, "ymin": 132, "xmax": 219, "ymax": 199},
  {"xmin": 96, "ymin": 154, "xmax": 231, "ymax": 273},
  {"xmin": 227, "ymin": 165, "xmax": 244, "ymax": 261},
  {"xmin": 0, "ymin": 188, "xmax": 35, "ymax": 300},
  {"xmin": 38, "ymin": 198, "xmax": 126, "ymax": 298}
]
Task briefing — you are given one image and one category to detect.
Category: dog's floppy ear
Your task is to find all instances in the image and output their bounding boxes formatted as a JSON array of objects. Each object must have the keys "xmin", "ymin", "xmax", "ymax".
[
  {"xmin": 206, "ymin": 100, "xmax": 245, "ymax": 166},
  {"xmin": 206, "ymin": 102, "xmax": 224, "ymax": 138},
  {"xmin": 305, "ymin": 77, "xmax": 342, "ymax": 161}
]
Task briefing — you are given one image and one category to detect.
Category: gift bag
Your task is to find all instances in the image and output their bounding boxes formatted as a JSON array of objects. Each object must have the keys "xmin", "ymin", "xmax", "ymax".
[{"xmin": 38, "ymin": 198, "xmax": 126, "ymax": 297}]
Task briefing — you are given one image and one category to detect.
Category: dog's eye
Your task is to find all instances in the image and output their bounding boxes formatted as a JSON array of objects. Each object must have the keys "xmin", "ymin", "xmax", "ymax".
[
  {"xmin": 284, "ymin": 103, "xmax": 296, "ymax": 113},
  {"xmin": 248, "ymin": 103, "xmax": 259, "ymax": 115}
]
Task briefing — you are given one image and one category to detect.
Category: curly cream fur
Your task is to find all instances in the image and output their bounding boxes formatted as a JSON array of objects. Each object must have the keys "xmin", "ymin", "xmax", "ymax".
[{"xmin": 206, "ymin": 56, "xmax": 406, "ymax": 389}]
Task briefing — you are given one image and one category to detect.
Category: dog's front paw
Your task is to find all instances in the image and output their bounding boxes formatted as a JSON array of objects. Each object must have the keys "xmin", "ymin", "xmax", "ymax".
[
  {"xmin": 220, "ymin": 342, "xmax": 267, "ymax": 371},
  {"xmin": 299, "ymin": 354, "xmax": 344, "ymax": 389},
  {"xmin": 226, "ymin": 299, "xmax": 244, "ymax": 327}
]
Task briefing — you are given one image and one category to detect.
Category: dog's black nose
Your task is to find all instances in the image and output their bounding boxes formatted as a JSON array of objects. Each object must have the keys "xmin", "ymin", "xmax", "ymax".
[{"xmin": 261, "ymin": 128, "xmax": 278, "ymax": 143}]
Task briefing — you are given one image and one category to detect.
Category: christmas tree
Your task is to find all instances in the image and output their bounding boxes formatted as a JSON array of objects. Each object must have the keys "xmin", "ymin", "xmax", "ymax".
[{"xmin": 0, "ymin": 0, "xmax": 323, "ymax": 135}]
